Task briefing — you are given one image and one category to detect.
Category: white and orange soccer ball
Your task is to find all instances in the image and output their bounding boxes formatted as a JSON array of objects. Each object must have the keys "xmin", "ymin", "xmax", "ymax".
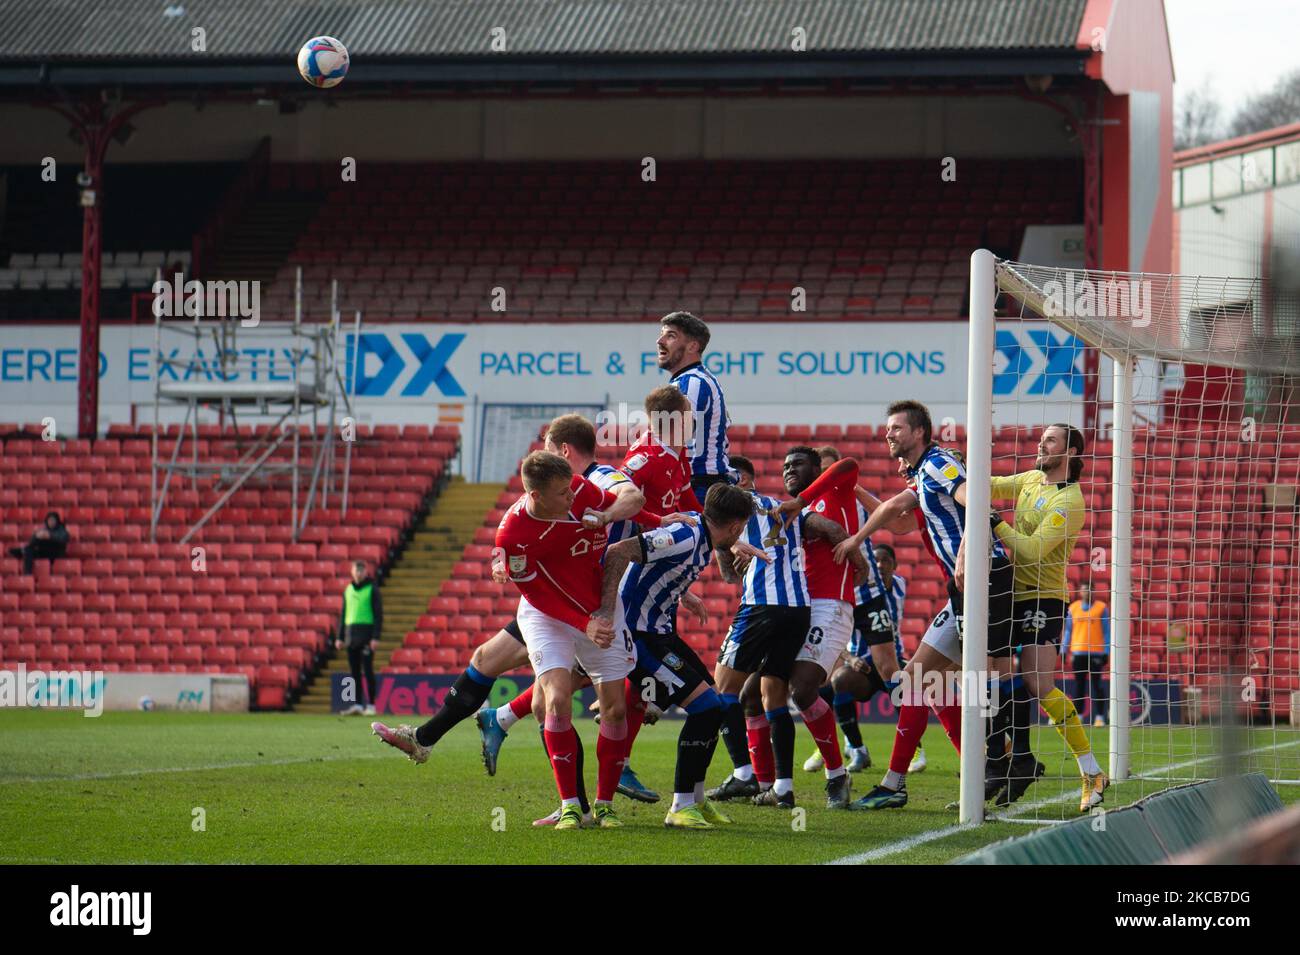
[{"xmin": 297, "ymin": 36, "xmax": 350, "ymax": 88}]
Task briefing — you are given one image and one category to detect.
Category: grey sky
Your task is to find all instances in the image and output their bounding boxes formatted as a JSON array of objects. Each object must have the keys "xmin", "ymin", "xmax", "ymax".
[{"xmin": 1164, "ymin": 0, "xmax": 1300, "ymax": 114}]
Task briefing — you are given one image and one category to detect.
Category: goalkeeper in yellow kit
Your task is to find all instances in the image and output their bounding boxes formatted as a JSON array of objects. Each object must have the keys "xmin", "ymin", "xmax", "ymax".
[{"xmin": 986, "ymin": 423, "xmax": 1107, "ymax": 813}]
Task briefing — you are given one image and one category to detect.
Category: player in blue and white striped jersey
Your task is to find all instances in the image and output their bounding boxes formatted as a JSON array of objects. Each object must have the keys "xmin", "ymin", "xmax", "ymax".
[
  {"xmin": 596, "ymin": 483, "xmax": 760, "ymax": 829},
  {"xmin": 705, "ymin": 449, "xmax": 861, "ymax": 808},
  {"xmin": 656, "ymin": 311, "xmax": 732, "ymax": 501},
  {"xmin": 833, "ymin": 400, "xmax": 1015, "ymax": 810}
]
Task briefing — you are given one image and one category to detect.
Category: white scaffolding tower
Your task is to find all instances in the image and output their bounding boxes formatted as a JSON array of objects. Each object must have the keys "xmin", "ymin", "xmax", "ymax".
[{"xmin": 150, "ymin": 270, "xmax": 362, "ymax": 544}]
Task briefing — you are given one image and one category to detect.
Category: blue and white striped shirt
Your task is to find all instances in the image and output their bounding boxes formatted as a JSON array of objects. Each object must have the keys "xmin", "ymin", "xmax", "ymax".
[
  {"xmin": 848, "ymin": 534, "xmax": 907, "ymax": 660},
  {"xmin": 740, "ymin": 492, "xmax": 810, "ymax": 608},
  {"xmin": 584, "ymin": 462, "xmax": 636, "ymax": 545},
  {"xmin": 671, "ymin": 362, "xmax": 730, "ymax": 477},
  {"xmin": 619, "ymin": 517, "xmax": 714, "ymax": 634},
  {"xmin": 908, "ymin": 444, "xmax": 1006, "ymax": 578}
]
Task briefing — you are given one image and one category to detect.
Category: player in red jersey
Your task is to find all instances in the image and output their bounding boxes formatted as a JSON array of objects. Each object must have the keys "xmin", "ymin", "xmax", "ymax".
[
  {"xmin": 494, "ymin": 450, "xmax": 637, "ymax": 830},
  {"xmin": 622, "ymin": 385, "xmax": 703, "ymax": 521},
  {"xmin": 772, "ymin": 455, "xmax": 870, "ymax": 808}
]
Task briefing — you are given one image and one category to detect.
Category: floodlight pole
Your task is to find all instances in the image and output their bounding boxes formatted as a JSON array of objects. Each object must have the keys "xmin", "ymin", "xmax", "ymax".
[{"xmin": 36, "ymin": 97, "xmax": 160, "ymax": 439}]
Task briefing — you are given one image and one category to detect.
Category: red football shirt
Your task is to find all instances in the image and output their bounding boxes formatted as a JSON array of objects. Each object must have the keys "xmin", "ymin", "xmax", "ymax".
[
  {"xmin": 495, "ymin": 475, "xmax": 618, "ymax": 631},
  {"xmin": 799, "ymin": 457, "xmax": 862, "ymax": 602},
  {"xmin": 622, "ymin": 432, "xmax": 702, "ymax": 524}
]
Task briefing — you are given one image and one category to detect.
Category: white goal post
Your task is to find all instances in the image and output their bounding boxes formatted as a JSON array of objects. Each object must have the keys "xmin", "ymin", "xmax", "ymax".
[{"xmin": 962, "ymin": 249, "xmax": 1300, "ymax": 826}]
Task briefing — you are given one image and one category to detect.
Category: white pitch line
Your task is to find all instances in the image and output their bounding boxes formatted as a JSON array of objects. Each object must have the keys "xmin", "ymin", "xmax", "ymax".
[
  {"xmin": 824, "ymin": 737, "xmax": 1300, "ymax": 865},
  {"xmin": 0, "ymin": 751, "xmax": 390, "ymax": 785}
]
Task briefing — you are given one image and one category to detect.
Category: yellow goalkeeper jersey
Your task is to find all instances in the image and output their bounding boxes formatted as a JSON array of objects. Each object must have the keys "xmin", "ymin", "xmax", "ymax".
[{"xmin": 989, "ymin": 470, "xmax": 1085, "ymax": 603}]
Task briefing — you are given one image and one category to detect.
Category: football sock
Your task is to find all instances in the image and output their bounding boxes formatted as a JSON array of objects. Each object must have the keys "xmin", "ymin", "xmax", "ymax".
[
  {"xmin": 539, "ymin": 723, "xmax": 588, "ymax": 813},
  {"xmin": 622, "ymin": 680, "xmax": 646, "ymax": 760},
  {"xmin": 1040, "ymin": 687, "xmax": 1096, "ymax": 768},
  {"xmin": 746, "ymin": 714, "xmax": 775, "ymax": 786},
  {"xmin": 675, "ymin": 691, "xmax": 725, "ymax": 796},
  {"xmin": 1040, "ymin": 686, "xmax": 1092, "ymax": 753},
  {"xmin": 986, "ymin": 675, "xmax": 1015, "ymax": 762},
  {"xmin": 801, "ymin": 696, "xmax": 845, "ymax": 775},
  {"xmin": 882, "ymin": 769, "xmax": 906, "ymax": 790},
  {"xmin": 1011, "ymin": 678, "xmax": 1034, "ymax": 759},
  {"xmin": 933, "ymin": 703, "xmax": 961, "ymax": 752},
  {"xmin": 496, "ymin": 685, "xmax": 533, "ymax": 731},
  {"xmin": 887, "ymin": 688, "xmax": 930, "ymax": 778},
  {"xmin": 833, "ymin": 692, "xmax": 864, "ymax": 749},
  {"xmin": 719, "ymin": 693, "xmax": 751, "ymax": 771},
  {"xmin": 733, "ymin": 764, "xmax": 755, "ymax": 781},
  {"xmin": 773, "ymin": 777, "xmax": 794, "ymax": 797},
  {"xmin": 414, "ymin": 664, "xmax": 494, "ymax": 746},
  {"xmin": 767, "ymin": 706, "xmax": 796, "ymax": 782},
  {"xmin": 542, "ymin": 714, "xmax": 579, "ymax": 802},
  {"xmin": 596, "ymin": 718, "xmax": 628, "ymax": 803}
]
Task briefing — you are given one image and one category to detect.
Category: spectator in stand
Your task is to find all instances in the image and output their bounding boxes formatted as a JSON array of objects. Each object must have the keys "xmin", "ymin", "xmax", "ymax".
[
  {"xmin": 8, "ymin": 511, "xmax": 70, "ymax": 575},
  {"xmin": 336, "ymin": 559, "xmax": 382, "ymax": 716},
  {"xmin": 1064, "ymin": 583, "xmax": 1110, "ymax": 726}
]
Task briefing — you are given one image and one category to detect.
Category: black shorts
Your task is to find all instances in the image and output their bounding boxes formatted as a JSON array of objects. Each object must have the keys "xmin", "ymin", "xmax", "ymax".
[
  {"xmin": 1011, "ymin": 598, "xmax": 1067, "ymax": 649},
  {"xmin": 853, "ymin": 594, "xmax": 896, "ymax": 647},
  {"xmin": 948, "ymin": 556, "xmax": 1016, "ymax": 656},
  {"xmin": 718, "ymin": 604, "xmax": 810, "ymax": 682},
  {"xmin": 691, "ymin": 473, "xmax": 731, "ymax": 502},
  {"xmin": 504, "ymin": 618, "xmax": 523, "ymax": 643},
  {"xmin": 630, "ymin": 630, "xmax": 714, "ymax": 711}
]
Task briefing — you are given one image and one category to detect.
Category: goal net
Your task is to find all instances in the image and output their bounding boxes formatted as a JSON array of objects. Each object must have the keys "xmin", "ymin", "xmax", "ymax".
[{"xmin": 959, "ymin": 249, "xmax": 1300, "ymax": 826}]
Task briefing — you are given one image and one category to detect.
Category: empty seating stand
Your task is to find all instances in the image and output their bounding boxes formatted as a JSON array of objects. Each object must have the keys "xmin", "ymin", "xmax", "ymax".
[
  {"xmin": 0, "ymin": 423, "xmax": 460, "ymax": 709},
  {"xmin": 256, "ymin": 158, "xmax": 1080, "ymax": 322}
]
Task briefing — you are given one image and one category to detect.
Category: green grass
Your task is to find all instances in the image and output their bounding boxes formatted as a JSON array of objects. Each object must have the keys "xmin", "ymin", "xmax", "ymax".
[{"xmin": 0, "ymin": 709, "xmax": 1296, "ymax": 864}]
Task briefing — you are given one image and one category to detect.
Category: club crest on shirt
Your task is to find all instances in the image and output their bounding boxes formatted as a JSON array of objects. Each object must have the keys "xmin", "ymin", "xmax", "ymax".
[
  {"xmin": 509, "ymin": 555, "xmax": 527, "ymax": 573},
  {"xmin": 814, "ymin": 499, "xmax": 826, "ymax": 513},
  {"xmin": 625, "ymin": 453, "xmax": 649, "ymax": 473},
  {"xmin": 663, "ymin": 652, "xmax": 684, "ymax": 671}
]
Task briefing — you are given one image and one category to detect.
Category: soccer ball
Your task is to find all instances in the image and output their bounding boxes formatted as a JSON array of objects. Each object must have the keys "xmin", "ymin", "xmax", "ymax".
[
  {"xmin": 138, "ymin": 696, "xmax": 154, "ymax": 711},
  {"xmin": 297, "ymin": 36, "xmax": 350, "ymax": 89}
]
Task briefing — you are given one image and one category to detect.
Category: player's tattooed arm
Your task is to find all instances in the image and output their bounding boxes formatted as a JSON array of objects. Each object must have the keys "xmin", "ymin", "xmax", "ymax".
[
  {"xmin": 804, "ymin": 513, "xmax": 847, "ymax": 545},
  {"xmin": 854, "ymin": 485, "xmax": 916, "ymax": 535},
  {"xmin": 590, "ymin": 540, "xmax": 636, "ymax": 647},
  {"xmin": 832, "ymin": 487, "xmax": 919, "ymax": 564},
  {"xmin": 807, "ymin": 514, "xmax": 870, "ymax": 585},
  {"xmin": 715, "ymin": 547, "xmax": 742, "ymax": 584}
]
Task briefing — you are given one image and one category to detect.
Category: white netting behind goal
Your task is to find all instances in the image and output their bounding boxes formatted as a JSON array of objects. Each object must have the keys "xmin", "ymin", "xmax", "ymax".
[{"xmin": 962, "ymin": 253, "xmax": 1300, "ymax": 826}]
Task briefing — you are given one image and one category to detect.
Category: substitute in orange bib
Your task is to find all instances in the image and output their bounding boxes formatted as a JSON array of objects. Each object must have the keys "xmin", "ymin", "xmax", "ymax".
[{"xmin": 1064, "ymin": 583, "xmax": 1110, "ymax": 727}]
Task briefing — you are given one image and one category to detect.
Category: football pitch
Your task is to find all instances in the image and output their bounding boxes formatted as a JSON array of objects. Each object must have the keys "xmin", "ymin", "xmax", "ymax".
[{"xmin": 1, "ymin": 709, "xmax": 1297, "ymax": 865}]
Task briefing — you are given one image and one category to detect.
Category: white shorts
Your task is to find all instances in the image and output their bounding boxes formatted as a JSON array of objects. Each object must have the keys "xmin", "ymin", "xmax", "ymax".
[
  {"xmin": 795, "ymin": 598, "xmax": 855, "ymax": 675},
  {"xmin": 516, "ymin": 596, "xmax": 635, "ymax": 685},
  {"xmin": 920, "ymin": 600, "xmax": 962, "ymax": 664}
]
